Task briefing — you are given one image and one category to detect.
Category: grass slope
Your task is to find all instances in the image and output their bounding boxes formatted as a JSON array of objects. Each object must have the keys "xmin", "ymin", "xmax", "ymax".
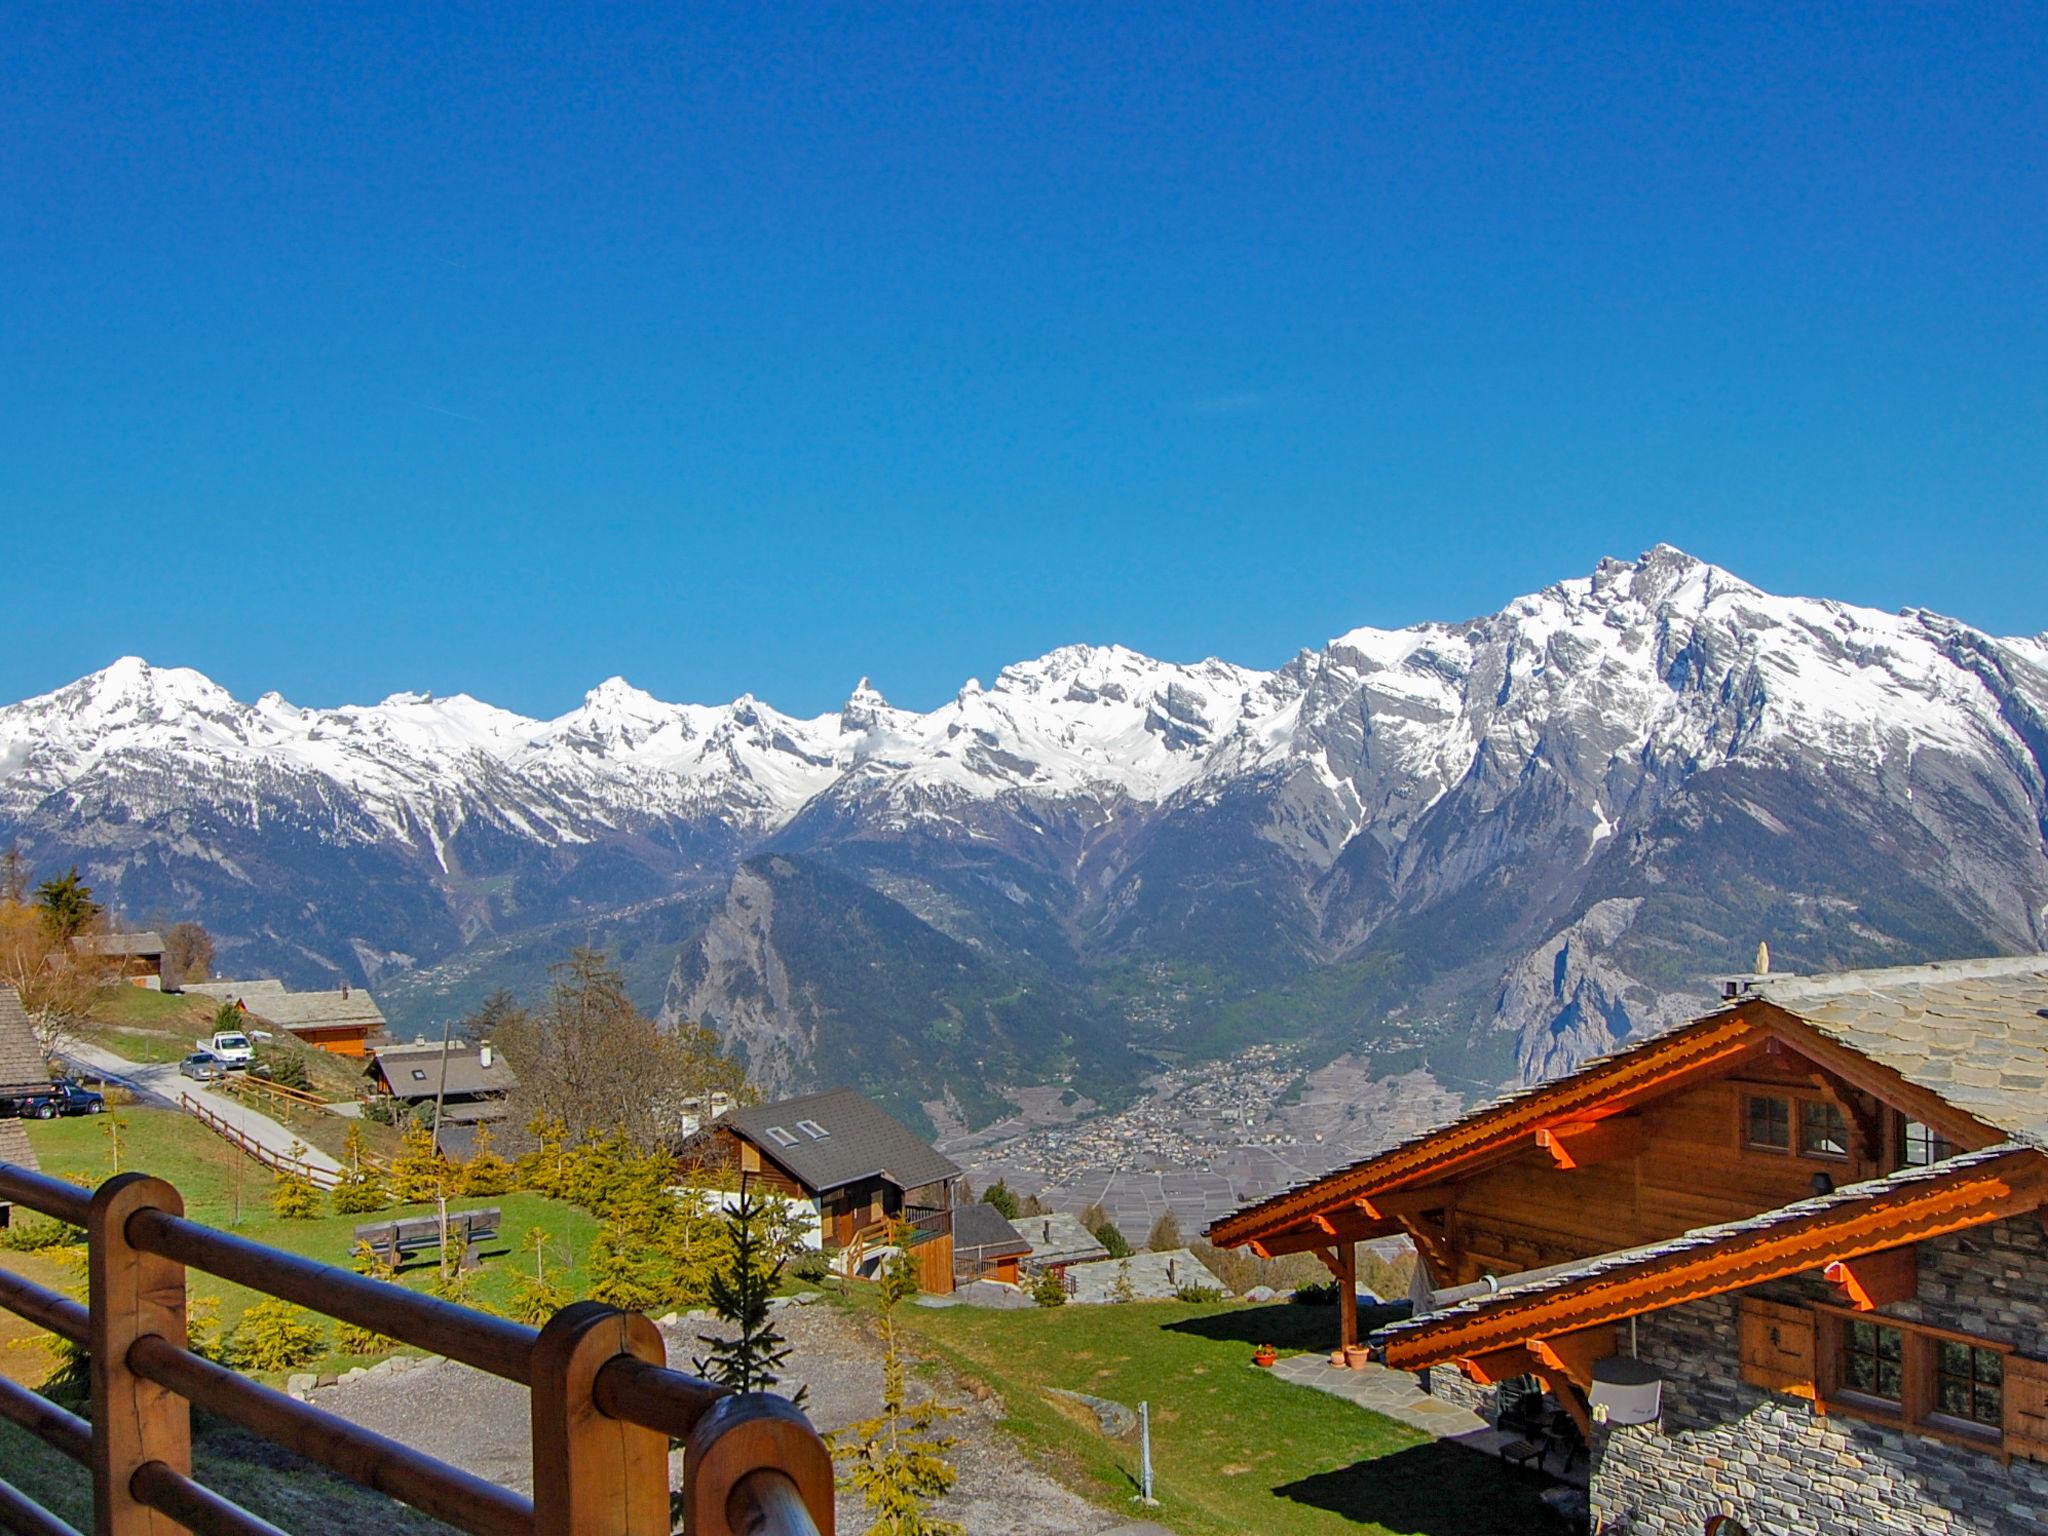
[{"xmin": 896, "ymin": 1296, "xmax": 1563, "ymax": 1536}]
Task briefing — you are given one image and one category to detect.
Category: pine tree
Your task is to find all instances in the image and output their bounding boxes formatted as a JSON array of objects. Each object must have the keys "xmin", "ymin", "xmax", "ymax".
[
  {"xmin": 389, "ymin": 1121, "xmax": 447, "ymax": 1205},
  {"xmin": 832, "ymin": 1222, "xmax": 963, "ymax": 1536},
  {"xmin": 32, "ymin": 868, "xmax": 99, "ymax": 940},
  {"xmin": 1110, "ymin": 1259, "xmax": 1137, "ymax": 1304},
  {"xmin": 694, "ymin": 1179, "xmax": 801, "ymax": 1400},
  {"xmin": 508, "ymin": 1226, "xmax": 570, "ymax": 1326},
  {"xmin": 330, "ymin": 1124, "xmax": 389, "ymax": 1215},
  {"xmin": 515, "ymin": 1115, "xmax": 571, "ymax": 1196},
  {"xmin": 1030, "ymin": 1268, "xmax": 1067, "ymax": 1308},
  {"xmin": 228, "ymin": 1299, "xmax": 326, "ymax": 1373},
  {"xmin": 270, "ymin": 1145, "xmax": 325, "ymax": 1220},
  {"xmin": 1093, "ymin": 1221, "xmax": 1132, "ymax": 1259},
  {"xmin": 336, "ymin": 1242, "xmax": 397, "ymax": 1355},
  {"xmin": 459, "ymin": 1122, "xmax": 515, "ymax": 1196},
  {"xmin": 979, "ymin": 1180, "xmax": 1020, "ymax": 1220}
]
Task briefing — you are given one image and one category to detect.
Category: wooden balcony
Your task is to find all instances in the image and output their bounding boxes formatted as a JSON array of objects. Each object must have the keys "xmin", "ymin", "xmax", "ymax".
[{"xmin": 0, "ymin": 1160, "xmax": 833, "ymax": 1536}]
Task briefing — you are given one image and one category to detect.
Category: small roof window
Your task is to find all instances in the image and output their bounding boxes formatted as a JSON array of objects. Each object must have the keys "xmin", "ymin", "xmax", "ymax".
[
  {"xmin": 765, "ymin": 1126, "xmax": 799, "ymax": 1148},
  {"xmin": 796, "ymin": 1119, "xmax": 830, "ymax": 1140},
  {"xmin": 411, "ymin": 1069, "xmax": 429, "ymax": 1081}
]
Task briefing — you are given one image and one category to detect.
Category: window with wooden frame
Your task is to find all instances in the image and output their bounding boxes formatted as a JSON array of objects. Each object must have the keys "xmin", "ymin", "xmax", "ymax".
[
  {"xmin": 1738, "ymin": 1088, "xmax": 1850, "ymax": 1160},
  {"xmin": 1903, "ymin": 1119, "xmax": 1960, "ymax": 1168},
  {"xmin": 1739, "ymin": 1296, "xmax": 2048, "ymax": 1460}
]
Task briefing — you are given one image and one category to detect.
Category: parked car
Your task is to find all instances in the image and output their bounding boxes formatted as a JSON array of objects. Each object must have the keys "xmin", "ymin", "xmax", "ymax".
[
  {"xmin": 178, "ymin": 1052, "xmax": 229, "ymax": 1083},
  {"xmin": 194, "ymin": 1030, "xmax": 254, "ymax": 1069},
  {"xmin": 20, "ymin": 1078, "xmax": 106, "ymax": 1119}
]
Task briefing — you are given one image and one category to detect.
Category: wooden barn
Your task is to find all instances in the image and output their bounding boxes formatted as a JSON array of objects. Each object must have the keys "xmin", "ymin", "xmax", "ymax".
[
  {"xmin": 712, "ymin": 1087, "xmax": 962, "ymax": 1294},
  {"xmin": 1208, "ymin": 954, "xmax": 2048, "ymax": 1535}
]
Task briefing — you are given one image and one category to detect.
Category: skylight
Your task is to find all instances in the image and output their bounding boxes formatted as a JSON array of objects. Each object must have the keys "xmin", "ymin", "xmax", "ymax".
[
  {"xmin": 765, "ymin": 1126, "xmax": 799, "ymax": 1147},
  {"xmin": 796, "ymin": 1119, "xmax": 830, "ymax": 1140}
]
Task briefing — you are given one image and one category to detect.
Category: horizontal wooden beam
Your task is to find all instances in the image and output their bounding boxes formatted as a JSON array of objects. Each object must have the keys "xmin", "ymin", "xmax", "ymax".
[
  {"xmin": 1381, "ymin": 1149, "xmax": 2048, "ymax": 1371},
  {"xmin": 1823, "ymin": 1246, "xmax": 1917, "ymax": 1311},
  {"xmin": 1535, "ymin": 1117, "xmax": 1643, "ymax": 1171},
  {"xmin": 1529, "ymin": 1326, "xmax": 1616, "ymax": 1392},
  {"xmin": 1355, "ymin": 1186, "xmax": 1454, "ymax": 1225}
]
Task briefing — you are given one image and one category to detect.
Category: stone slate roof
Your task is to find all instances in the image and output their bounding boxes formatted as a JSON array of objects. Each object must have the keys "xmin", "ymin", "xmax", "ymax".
[
  {"xmin": 0, "ymin": 1119, "xmax": 39, "ymax": 1177},
  {"xmin": 1376, "ymin": 1142, "xmax": 2033, "ymax": 1346},
  {"xmin": 1212, "ymin": 951, "xmax": 2048, "ymax": 1242},
  {"xmin": 1748, "ymin": 954, "xmax": 2048, "ymax": 1146},
  {"xmin": 369, "ymin": 1041, "xmax": 517, "ymax": 1102},
  {"xmin": 0, "ymin": 987, "xmax": 48, "ymax": 1096},
  {"xmin": 75, "ymin": 931, "xmax": 165, "ymax": 958},
  {"xmin": 187, "ymin": 979, "xmax": 387, "ymax": 1032},
  {"xmin": 953, "ymin": 1200, "xmax": 1030, "ymax": 1258},
  {"xmin": 724, "ymin": 1087, "xmax": 961, "ymax": 1196},
  {"xmin": 1018, "ymin": 1210, "xmax": 1112, "ymax": 1268}
]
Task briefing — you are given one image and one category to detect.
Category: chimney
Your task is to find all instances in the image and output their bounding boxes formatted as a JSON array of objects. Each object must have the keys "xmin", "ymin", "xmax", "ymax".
[
  {"xmin": 480, "ymin": 1041, "xmax": 494, "ymax": 1070},
  {"xmin": 342, "ymin": 982, "xmax": 350, "ymax": 999}
]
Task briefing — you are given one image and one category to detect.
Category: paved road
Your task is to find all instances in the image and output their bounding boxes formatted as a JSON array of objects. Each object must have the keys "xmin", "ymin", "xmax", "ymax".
[{"xmin": 60, "ymin": 1039, "xmax": 343, "ymax": 1177}]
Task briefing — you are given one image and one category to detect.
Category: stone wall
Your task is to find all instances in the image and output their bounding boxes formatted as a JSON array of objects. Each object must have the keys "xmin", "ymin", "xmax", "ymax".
[
  {"xmin": 1421, "ymin": 1363, "xmax": 1494, "ymax": 1419},
  {"xmin": 1590, "ymin": 1217, "xmax": 2048, "ymax": 1535}
]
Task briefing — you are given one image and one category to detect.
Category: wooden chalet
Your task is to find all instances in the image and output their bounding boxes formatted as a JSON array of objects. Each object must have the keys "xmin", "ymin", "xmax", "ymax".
[
  {"xmin": 952, "ymin": 1199, "xmax": 1030, "ymax": 1285},
  {"xmin": 0, "ymin": 987, "xmax": 45, "ymax": 1225},
  {"xmin": 711, "ymin": 1087, "xmax": 963, "ymax": 1294},
  {"xmin": 185, "ymin": 978, "xmax": 389, "ymax": 1056},
  {"xmin": 1208, "ymin": 954, "xmax": 2048, "ymax": 1535},
  {"xmin": 364, "ymin": 1038, "xmax": 517, "ymax": 1157},
  {"xmin": 74, "ymin": 929, "xmax": 166, "ymax": 984}
]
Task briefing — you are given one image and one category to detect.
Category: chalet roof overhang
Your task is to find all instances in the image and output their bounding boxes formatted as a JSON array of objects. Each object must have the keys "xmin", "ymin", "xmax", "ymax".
[
  {"xmin": 1206, "ymin": 999, "xmax": 2010, "ymax": 1255},
  {"xmin": 1374, "ymin": 1143, "xmax": 2048, "ymax": 1373}
]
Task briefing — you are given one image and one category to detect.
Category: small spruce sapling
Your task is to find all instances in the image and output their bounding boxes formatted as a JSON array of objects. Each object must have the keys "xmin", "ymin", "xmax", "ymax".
[
  {"xmin": 694, "ymin": 1177, "xmax": 802, "ymax": 1401},
  {"xmin": 509, "ymin": 1226, "xmax": 570, "ymax": 1325},
  {"xmin": 337, "ymin": 1242, "xmax": 395, "ymax": 1355},
  {"xmin": 832, "ymin": 1221, "xmax": 963, "ymax": 1536},
  {"xmin": 270, "ymin": 1144, "xmax": 325, "ymax": 1220},
  {"xmin": 228, "ymin": 1298, "xmax": 326, "ymax": 1374},
  {"xmin": 330, "ymin": 1123, "xmax": 389, "ymax": 1215}
]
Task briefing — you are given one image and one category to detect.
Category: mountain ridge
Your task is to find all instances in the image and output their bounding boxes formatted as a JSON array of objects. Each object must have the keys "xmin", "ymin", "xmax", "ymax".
[{"xmin": 6, "ymin": 545, "xmax": 2045, "ymax": 1126}]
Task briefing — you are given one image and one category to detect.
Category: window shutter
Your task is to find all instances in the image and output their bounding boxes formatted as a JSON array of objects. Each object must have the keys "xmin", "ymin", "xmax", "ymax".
[
  {"xmin": 2005, "ymin": 1356, "xmax": 2048, "ymax": 1461},
  {"xmin": 1739, "ymin": 1297, "xmax": 1816, "ymax": 1399}
]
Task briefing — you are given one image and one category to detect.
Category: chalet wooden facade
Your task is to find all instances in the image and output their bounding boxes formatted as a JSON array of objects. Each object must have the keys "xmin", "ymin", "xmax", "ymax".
[
  {"xmin": 1208, "ymin": 954, "xmax": 2048, "ymax": 1535},
  {"xmin": 0, "ymin": 986, "xmax": 45, "ymax": 1226},
  {"xmin": 184, "ymin": 978, "xmax": 389, "ymax": 1056},
  {"xmin": 709, "ymin": 1087, "xmax": 964, "ymax": 1295}
]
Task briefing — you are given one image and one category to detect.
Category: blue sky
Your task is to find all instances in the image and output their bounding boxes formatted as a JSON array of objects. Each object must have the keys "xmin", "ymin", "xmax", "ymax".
[{"xmin": 3, "ymin": 4, "xmax": 2043, "ymax": 717}]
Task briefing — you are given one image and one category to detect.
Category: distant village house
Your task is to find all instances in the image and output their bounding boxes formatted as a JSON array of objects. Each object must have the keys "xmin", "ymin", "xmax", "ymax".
[
  {"xmin": 184, "ymin": 978, "xmax": 389, "ymax": 1057},
  {"xmin": 364, "ymin": 1038, "xmax": 517, "ymax": 1158},
  {"xmin": 73, "ymin": 930, "xmax": 165, "ymax": 986}
]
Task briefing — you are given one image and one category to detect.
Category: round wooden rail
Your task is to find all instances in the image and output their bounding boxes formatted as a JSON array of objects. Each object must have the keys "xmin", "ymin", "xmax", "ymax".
[
  {"xmin": 729, "ymin": 1468, "xmax": 814, "ymax": 1536},
  {"xmin": 0, "ymin": 1375, "xmax": 91, "ymax": 1464},
  {"xmin": 591, "ymin": 1350, "xmax": 732, "ymax": 1438},
  {"xmin": 127, "ymin": 1334, "xmax": 535, "ymax": 1536},
  {"xmin": 0, "ymin": 1268, "xmax": 88, "ymax": 1346},
  {"xmin": 0, "ymin": 1162, "xmax": 92, "ymax": 1228},
  {"xmin": 0, "ymin": 1477, "xmax": 83, "ymax": 1536},
  {"xmin": 130, "ymin": 1462, "xmax": 292, "ymax": 1536},
  {"xmin": 126, "ymin": 1207, "xmax": 539, "ymax": 1384}
]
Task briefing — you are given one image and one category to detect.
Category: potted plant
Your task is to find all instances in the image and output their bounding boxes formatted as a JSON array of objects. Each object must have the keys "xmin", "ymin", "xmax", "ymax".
[
  {"xmin": 1252, "ymin": 1343, "xmax": 1278, "ymax": 1368},
  {"xmin": 1329, "ymin": 1347, "xmax": 1350, "ymax": 1368},
  {"xmin": 1344, "ymin": 1342, "xmax": 1372, "ymax": 1369}
]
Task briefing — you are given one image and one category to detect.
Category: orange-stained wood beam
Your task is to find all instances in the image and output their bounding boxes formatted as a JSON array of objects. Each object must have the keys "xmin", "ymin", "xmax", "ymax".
[
  {"xmin": 1355, "ymin": 1186, "xmax": 1455, "ymax": 1226},
  {"xmin": 1536, "ymin": 1118, "xmax": 1644, "ymax": 1171},
  {"xmin": 1207, "ymin": 1010, "xmax": 1767, "ymax": 1248},
  {"xmin": 1248, "ymin": 1241, "xmax": 1272, "ymax": 1261},
  {"xmin": 1459, "ymin": 1346, "xmax": 1542, "ymax": 1386},
  {"xmin": 1379, "ymin": 1149, "xmax": 2048, "ymax": 1371},
  {"xmin": 1312, "ymin": 1213, "xmax": 1338, "ymax": 1237},
  {"xmin": 1534, "ymin": 1369, "xmax": 1593, "ymax": 1440},
  {"xmin": 1529, "ymin": 1327, "xmax": 1617, "ymax": 1391},
  {"xmin": 1823, "ymin": 1246, "xmax": 1917, "ymax": 1311}
]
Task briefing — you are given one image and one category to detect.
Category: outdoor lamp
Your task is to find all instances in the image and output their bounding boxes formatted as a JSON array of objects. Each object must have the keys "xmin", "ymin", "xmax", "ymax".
[{"xmin": 1588, "ymin": 1355, "xmax": 1663, "ymax": 1426}]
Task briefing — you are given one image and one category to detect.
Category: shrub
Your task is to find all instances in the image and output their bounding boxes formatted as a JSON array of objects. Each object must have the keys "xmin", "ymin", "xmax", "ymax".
[
  {"xmin": 1093, "ymin": 1221, "xmax": 1131, "ymax": 1260},
  {"xmin": 228, "ymin": 1299, "xmax": 325, "ymax": 1374},
  {"xmin": 1030, "ymin": 1269, "xmax": 1067, "ymax": 1308},
  {"xmin": 1291, "ymin": 1279, "xmax": 1338, "ymax": 1306},
  {"xmin": 790, "ymin": 1249, "xmax": 834, "ymax": 1284},
  {"xmin": 269, "ymin": 1153, "xmax": 324, "ymax": 1220},
  {"xmin": 1145, "ymin": 1211, "xmax": 1182, "ymax": 1252},
  {"xmin": 388, "ymin": 1122, "xmax": 447, "ymax": 1204},
  {"xmin": 337, "ymin": 1243, "xmax": 395, "ymax": 1355},
  {"xmin": 980, "ymin": 1181, "xmax": 1020, "ymax": 1220},
  {"xmin": 0, "ymin": 1217, "xmax": 79, "ymax": 1252},
  {"xmin": 459, "ymin": 1123, "xmax": 515, "ymax": 1197},
  {"xmin": 1175, "ymin": 1284, "xmax": 1227, "ymax": 1304}
]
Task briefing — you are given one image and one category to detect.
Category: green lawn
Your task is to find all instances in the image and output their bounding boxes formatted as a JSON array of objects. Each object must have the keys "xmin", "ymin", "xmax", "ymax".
[
  {"xmin": 896, "ymin": 1296, "xmax": 1567, "ymax": 1536},
  {"xmin": 12, "ymin": 1108, "xmax": 599, "ymax": 1377},
  {"xmin": 68, "ymin": 986, "xmax": 216, "ymax": 1063}
]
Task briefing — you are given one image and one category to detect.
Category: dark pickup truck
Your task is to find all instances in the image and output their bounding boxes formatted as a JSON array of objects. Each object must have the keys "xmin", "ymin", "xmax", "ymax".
[{"xmin": 16, "ymin": 1078, "xmax": 107, "ymax": 1119}]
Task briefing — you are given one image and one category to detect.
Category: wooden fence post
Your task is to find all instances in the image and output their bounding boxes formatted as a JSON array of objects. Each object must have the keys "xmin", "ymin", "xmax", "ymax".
[
  {"xmin": 532, "ymin": 1301, "xmax": 671, "ymax": 1536},
  {"xmin": 684, "ymin": 1394, "xmax": 835, "ymax": 1536},
  {"xmin": 88, "ymin": 1173, "xmax": 190, "ymax": 1536}
]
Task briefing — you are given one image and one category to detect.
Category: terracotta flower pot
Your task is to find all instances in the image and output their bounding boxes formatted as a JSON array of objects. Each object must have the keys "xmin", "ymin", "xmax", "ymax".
[
  {"xmin": 1344, "ymin": 1343, "xmax": 1372, "ymax": 1369},
  {"xmin": 1329, "ymin": 1348, "xmax": 1350, "ymax": 1368},
  {"xmin": 1253, "ymin": 1347, "xmax": 1278, "ymax": 1368}
]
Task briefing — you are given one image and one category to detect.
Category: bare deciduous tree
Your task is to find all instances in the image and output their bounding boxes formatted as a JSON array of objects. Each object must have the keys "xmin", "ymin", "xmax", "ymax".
[{"xmin": 162, "ymin": 921, "xmax": 216, "ymax": 987}]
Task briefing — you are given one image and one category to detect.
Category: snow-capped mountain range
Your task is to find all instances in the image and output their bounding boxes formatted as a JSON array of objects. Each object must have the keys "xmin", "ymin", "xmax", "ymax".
[{"xmin": 5, "ymin": 546, "xmax": 2046, "ymax": 1118}]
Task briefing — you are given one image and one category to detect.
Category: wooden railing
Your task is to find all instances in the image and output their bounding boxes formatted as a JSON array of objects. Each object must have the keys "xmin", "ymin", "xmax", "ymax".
[
  {"xmin": 217, "ymin": 1073, "xmax": 333, "ymax": 1117},
  {"xmin": 0, "ymin": 1161, "xmax": 833, "ymax": 1536},
  {"xmin": 179, "ymin": 1096, "xmax": 348, "ymax": 1190}
]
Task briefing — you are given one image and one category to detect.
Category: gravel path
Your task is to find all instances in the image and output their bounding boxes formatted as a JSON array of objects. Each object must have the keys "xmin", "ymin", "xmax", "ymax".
[{"xmin": 312, "ymin": 1300, "xmax": 1166, "ymax": 1535}]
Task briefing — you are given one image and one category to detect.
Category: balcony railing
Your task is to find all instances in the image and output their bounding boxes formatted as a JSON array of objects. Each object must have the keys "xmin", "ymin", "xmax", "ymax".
[{"xmin": 0, "ymin": 1161, "xmax": 834, "ymax": 1536}]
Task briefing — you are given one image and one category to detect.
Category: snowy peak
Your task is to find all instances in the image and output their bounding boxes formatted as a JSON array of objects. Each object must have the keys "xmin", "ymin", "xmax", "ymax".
[{"xmin": 3, "ymin": 547, "xmax": 2043, "ymax": 849}]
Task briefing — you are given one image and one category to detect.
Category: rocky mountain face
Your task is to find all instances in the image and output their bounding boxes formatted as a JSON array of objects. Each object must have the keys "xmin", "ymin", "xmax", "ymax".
[{"xmin": 5, "ymin": 547, "xmax": 2046, "ymax": 1125}]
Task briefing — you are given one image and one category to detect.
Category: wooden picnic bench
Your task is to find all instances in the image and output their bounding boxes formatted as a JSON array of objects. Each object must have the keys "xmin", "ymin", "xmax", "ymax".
[{"xmin": 353, "ymin": 1207, "xmax": 501, "ymax": 1271}]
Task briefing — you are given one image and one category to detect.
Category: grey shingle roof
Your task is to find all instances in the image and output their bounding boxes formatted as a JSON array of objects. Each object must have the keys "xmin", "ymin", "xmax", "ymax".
[
  {"xmin": 953, "ymin": 1200, "xmax": 1029, "ymax": 1257},
  {"xmin": 0, "ymin": 987, "xmax": 48, "ymax": 1096},
  {"xmin": 369, "ymin": 1041, "xmax": 517, "ymax": 1102},
  {"xmin": 1377, "ymin": 1143, "xmax": 2035, "ymax": 1345},
  {"xmin": 187, "ymin": 979, "xmax": 387, "ymax": 1032},
  {"xmin": 724, "ymin": 1088, "xmax": 960, "ymax": 1195},
  {"xmin": 75, "ymin": 931, "xmax": 165, "ymax": 958},
  {"xmin": 0, "ymin": 1118, "xmax": 39, "ymax": 1177},
  {"xmin": 1749, "ymin": 954, "xmax": 2048, "ymax": 1146}
]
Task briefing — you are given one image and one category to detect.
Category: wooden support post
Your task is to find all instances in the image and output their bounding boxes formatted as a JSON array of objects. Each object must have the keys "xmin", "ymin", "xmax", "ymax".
[
  {"xmin": 1337, "ymin": 1242, "xmax": 1358, "ymax": 1352},
  {"xmin": 532, "ymin": 1302, "xmax": 671, "ymax": 1536},
  {"xmin": 1824, "ymin": 1246, "xmax": 1918, "ymax": 1311},
  {"xmin": 685, "ymin": 1393, "xmax": 836, "ymax": 1536},
  {"xmin": 88, "ymin": 1173, "xmax": 190, "ymax": 1536}
]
